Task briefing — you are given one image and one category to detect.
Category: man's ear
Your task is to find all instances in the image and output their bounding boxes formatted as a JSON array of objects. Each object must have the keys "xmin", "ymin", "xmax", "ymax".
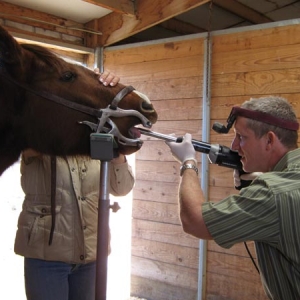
[{"xmin": 265, "ymin": 131, "xmax": 276, "ymax": 149}]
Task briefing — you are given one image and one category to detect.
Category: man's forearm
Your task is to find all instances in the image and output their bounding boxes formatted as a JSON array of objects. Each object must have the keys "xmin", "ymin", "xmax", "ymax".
[{"xmin": 179, "ymin": 162, "xmax": 212, "ymax": 240}]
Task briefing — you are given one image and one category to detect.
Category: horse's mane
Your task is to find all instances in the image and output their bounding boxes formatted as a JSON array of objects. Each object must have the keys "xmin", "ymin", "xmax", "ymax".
[{"xmin": 21, "ymin": 44, "xmax": 65, "ymax": 71}]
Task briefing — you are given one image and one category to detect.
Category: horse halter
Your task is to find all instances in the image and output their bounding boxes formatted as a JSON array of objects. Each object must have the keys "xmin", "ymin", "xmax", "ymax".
[
  {"xmin": 0, "ymin": 72, "xmax": 152, "ymax": 147},
  {"xmin": 79, "ymin": 85, "xmax": 152, "ymax": 148}
]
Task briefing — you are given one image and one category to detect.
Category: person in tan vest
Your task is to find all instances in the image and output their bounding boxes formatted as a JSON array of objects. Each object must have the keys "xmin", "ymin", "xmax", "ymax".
[{"xmin": 14, "ymin": 70, "xmax": 135, "ymax": 300}]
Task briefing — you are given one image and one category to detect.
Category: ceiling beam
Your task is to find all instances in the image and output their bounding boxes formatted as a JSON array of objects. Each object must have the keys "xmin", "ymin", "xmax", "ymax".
[
  {"xmin": 82, "ymin": 0, "xmax": 135, "ymax": 16},
  {"xmin": 0, "ymin": 1, "xmax": 91, "ymax": 39},
  {"xmin": 85, "ymin": 0, "xmax": 210, "ymax": 47},
  {"xmin": 160, "ymin": 18, "xmax": 206, "ymax": 35},
  {"xmin": 213, "ymin": 0, "xmax": 273, "ymax": 24}
]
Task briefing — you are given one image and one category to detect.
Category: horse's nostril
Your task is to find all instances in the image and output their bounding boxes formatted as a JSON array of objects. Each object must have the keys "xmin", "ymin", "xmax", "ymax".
[{"xmin": 141, "ymin": 101, "xmax": 154, "ymax": 111}]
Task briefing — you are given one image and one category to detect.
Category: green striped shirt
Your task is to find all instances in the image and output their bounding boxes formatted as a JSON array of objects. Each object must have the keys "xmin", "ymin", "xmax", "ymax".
[{"xmin": 202, "ymin": 148, "xmax": 300, "ymax": 300}]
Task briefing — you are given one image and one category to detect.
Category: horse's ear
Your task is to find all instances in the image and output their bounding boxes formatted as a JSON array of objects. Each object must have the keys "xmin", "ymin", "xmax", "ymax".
[{"xmin": 0, "ymin": 25, "xmax": 22, "ymax": 68}]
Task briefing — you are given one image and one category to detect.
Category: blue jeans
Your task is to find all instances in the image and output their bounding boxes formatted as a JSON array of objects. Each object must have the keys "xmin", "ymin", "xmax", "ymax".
[{"xmin": 24, "ymin": 258, "xmax": 96, "ymax": 300}]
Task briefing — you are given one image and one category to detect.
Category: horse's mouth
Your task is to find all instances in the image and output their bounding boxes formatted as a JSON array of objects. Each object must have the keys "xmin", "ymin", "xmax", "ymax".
[{"xmin": 128, "ymin": 126, "xmax": 141, "ymax": 139}]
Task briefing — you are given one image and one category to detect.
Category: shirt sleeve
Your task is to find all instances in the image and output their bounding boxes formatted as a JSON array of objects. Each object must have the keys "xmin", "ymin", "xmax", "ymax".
[
  {"xmin": 109, "ymin": 161, "xmax": 135, "ymax": 196},
  {"xmin": 202, "ymin": 180, "xmax": 280, "ymax": 249}
]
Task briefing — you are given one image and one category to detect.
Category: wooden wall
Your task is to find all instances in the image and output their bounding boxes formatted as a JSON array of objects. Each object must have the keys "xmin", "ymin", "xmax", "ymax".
[
  {"xmin": 104, "ymin": 21, "xmax": 300, "ymax": 300},
  {"xmin": 104, "ymin": 39, "xmax": 204, "ymax": 299}
]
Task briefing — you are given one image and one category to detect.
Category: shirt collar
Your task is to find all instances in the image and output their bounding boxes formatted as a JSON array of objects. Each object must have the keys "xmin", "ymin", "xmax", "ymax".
[{"xmin": 273, "ymin": 148, "xmax": 300, "ymax": 171}]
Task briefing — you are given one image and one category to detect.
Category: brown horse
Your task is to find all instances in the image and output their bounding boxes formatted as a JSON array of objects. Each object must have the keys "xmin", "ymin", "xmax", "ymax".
[{"xmin": 0, "ymin": 25, "xmax": 158, "ymax": 176}]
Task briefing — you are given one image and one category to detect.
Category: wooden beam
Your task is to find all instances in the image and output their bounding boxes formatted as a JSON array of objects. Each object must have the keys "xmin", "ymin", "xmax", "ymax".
[
  {"xmin": 0, "ymin": 1, "xmax": 87, "ymax": 39},
  {"xmin": 160, "ymin": 18, "xmax": 206, "ymax": 35},
  {"xmin": 13, "ymin": 32, "xmax": 94, "ymax": 54},
  {"xmin": 213, "ymin": 0, "xmax": 273, "ymax": 24},
  {"xmin": 85, "ymin": 0, "xmax": 210, "ymax": 47},
  {"xmin": 82, "ymin": 0, "xmax": 135, "ymax": 16}
]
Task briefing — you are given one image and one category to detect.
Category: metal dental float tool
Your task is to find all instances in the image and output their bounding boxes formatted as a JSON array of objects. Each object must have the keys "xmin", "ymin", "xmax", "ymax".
[{"xmin": 138, "ymin": 128, "xmax": 243, "ymax": 170}]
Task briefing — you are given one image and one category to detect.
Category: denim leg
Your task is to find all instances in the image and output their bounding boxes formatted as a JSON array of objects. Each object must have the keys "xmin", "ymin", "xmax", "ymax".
[
  {"xmin": 68, "ymin": 261, "xmax": 96, "ymax": 300},
  {"xmin": 24, "ymin": 258, "xmax": 70, "ymax": 300},
  {"xmin": 24, "ymin": 258, "xmax": 97, "ymax": 300}
]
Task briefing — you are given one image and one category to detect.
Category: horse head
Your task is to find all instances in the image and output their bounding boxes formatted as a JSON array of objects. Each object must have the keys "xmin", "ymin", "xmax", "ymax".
[{"xmin": 0, "ymin": 25, "xmax": 158, "ymax": 175}]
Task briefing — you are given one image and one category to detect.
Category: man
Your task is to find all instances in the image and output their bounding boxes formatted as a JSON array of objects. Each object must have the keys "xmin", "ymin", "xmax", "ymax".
[{"xmin": 166, "ymin": 96, "xmax": 300, "ymax": 300}]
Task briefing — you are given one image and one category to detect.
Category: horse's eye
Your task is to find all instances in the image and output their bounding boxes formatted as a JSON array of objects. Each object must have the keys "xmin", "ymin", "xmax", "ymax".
[{"xmin": 60, "ymin": 71, "xmax": 76, "ymax": 82}]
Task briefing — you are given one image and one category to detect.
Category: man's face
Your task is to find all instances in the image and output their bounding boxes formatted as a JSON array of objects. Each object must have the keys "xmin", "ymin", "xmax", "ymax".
[{"xmin": 231, "ymin": 117, "xmax": 269, "ymax": 172}]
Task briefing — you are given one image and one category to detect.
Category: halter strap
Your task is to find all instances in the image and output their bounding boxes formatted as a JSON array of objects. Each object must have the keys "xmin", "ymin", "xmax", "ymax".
[
  {"xmin": 49, "ymin": 156, "xmax": 56, "ymax": 245},
  {"xmin": 109, "ymin": 86, "xmax": 135, "ymax": 110}
]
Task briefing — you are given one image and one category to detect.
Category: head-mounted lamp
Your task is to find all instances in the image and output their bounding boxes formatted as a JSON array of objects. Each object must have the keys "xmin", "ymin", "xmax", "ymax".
[{"xmin": 213, "ymin": 106, "xmax": 299, "ymax": 134}]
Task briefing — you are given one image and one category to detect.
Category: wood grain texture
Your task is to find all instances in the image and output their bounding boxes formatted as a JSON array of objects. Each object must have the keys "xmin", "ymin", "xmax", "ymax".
[
  {"xmin": 86, "ymin": 0, "xmax": 210, "ymax": 46},
  {"xmin": 132, "ymin": 219, "xmax": 199, "ymax": 248},
  {"xmin": 0, "ymin": 1, "xmax": 85, "ymax": 40},
  {"xmin": 213, "ymin": 24, "xmax": 300, "ymax": 53},
  {"xmin": 132, "ymin": 237, "xmax": 199, "ymax": 268},
  {"xmin": 105, "ymin": 38, "xmax": 204, "ymax": 65},
  {"xmin": 133, "ymin": 179, "xmax": 180, "ymax": 204},
  {"xmin": 131, "ymin": 275, "xmax": 197, "ymax": 300},
  {"xmin": 131, "ymin": 256, "xmax": 198, "ymax": 289}
]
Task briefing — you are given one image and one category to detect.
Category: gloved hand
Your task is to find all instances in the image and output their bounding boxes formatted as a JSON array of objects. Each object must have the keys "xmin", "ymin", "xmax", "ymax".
[
  {"xmin": 165, "ymin": 133, "xmax": 196, "ymax": 164},
  {"xmin": 233, "ymin": 170, "xmax": 263, "ymax": 189}
]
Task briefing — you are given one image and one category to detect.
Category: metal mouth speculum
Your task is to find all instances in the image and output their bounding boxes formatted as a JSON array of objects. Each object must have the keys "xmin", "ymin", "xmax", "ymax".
[{"xmin": 79, "ymin": 105, "xmax": 153, "ymax": 147}]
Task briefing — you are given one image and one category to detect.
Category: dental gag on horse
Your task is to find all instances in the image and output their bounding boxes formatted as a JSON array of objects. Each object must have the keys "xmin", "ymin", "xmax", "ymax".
[{"xmin": 0, "ymin": 25, "xmax": 158, "ymax": 176}]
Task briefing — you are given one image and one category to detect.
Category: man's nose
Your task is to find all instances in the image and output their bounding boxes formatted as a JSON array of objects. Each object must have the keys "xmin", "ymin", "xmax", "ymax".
[{"xmin": 231, "ymin": 137, "xmax": 239, "ymax": 151}]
